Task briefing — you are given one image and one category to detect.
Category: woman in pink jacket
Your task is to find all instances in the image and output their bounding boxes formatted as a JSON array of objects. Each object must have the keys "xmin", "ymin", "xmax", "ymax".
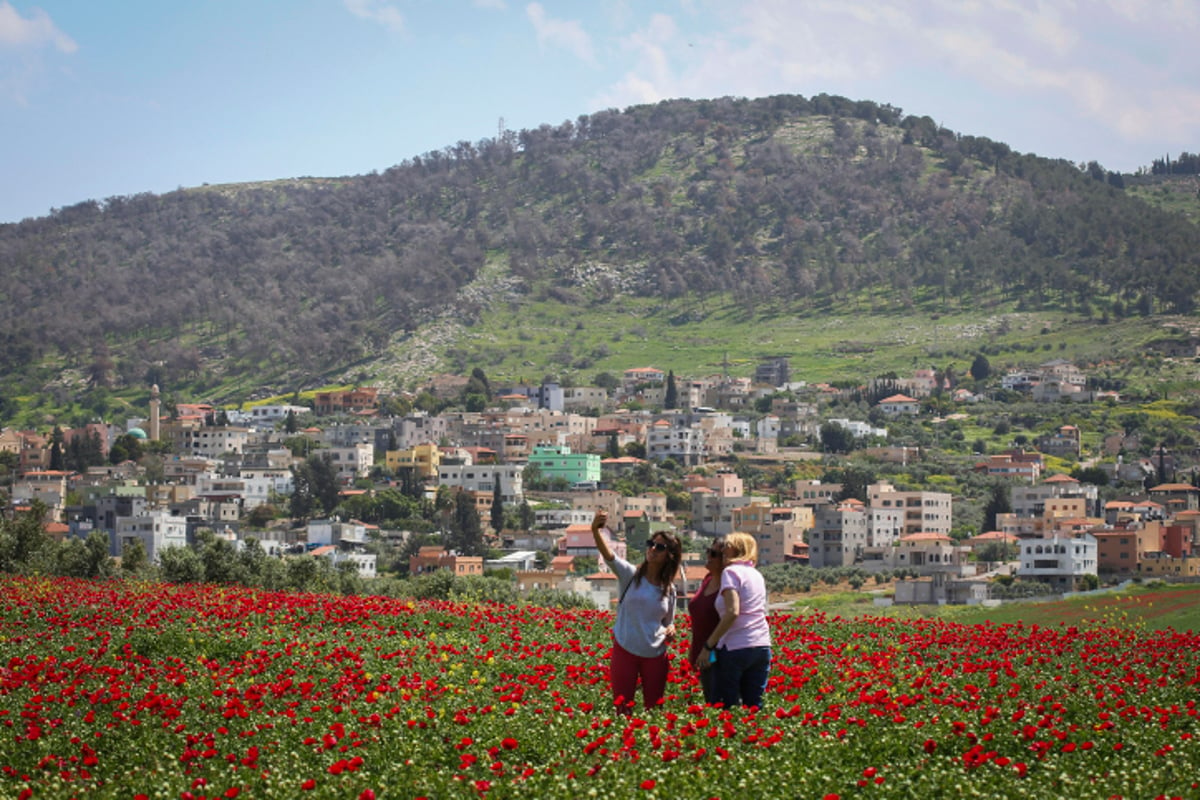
[{"xmin": 693, "ymin": 532, "xmax": 771, "ymax": 709}]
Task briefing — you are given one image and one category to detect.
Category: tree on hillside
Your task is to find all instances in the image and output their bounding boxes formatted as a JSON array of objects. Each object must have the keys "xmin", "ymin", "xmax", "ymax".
[
  {"xmin": 469, "ymin": 367, "xmax": 492, "ymax": 399},
  {"xmin": 982, "ymin": 483, "xmax": 1012, "ymax": 531},
  {"xmin": 109, "ymin": 433, "xmax": 144, "ymax": 465},
  {"xmin": 448, "ymin": 490, "xmax": 484, "ymax": 556},
  {"xmin": 121, "ymin": 537, "xmax": 148, "ymax": 574},
  {"xmin": 970, "ymin": 353, "xmax": 991, "ymax": 382},
  {"xmin": 827, "ymin": 466, "xmax": 874, "ymax": 503},
  {"xmin": 664, "ymin": 370, "xmax": 678, "ymax": 409},
  {"xmin": 0, "ymin": 500, "xmax": 52, "ymax": 571},
  {"xmin": 820, "ymin": 421, "xmax": 858, "ymax": 454},
  {"xmin": 309, "ymin": 453, "xmax": 342, "ymax": 516},
  {"xmin": 66, "ymin": 430, "xmax": 105, "ymax": 473},
  {"xmin": 463, "ymin": 368, "xmax": 492, "ymax": 411},
  {"xmin": 593, "ymin": 372, "xmax": 619, "ymax": 391},
  {"xmin": 975, "ymin": 540, "xmax": 1017, "ymax": 563},
  {"xmin": 159, "ymin": 545, "xmax": 203, "ymax": 584},
  {"xmin": 291, "ymin": 453, "xmax": 341, "ymax": 521},
  {"xmin": 49, "ymin": 427, "xmax": 65, "ymax": 471},
  {"xmin": 1071, "ymin": 465, "xmax": 1109, "ymax": 487},
  {"xmin": 522, "ymin": 463, "xmax": 546, "ymax": 491},
  {"xmin": 490, "ymin": 480, "xmax": 503, "ymax": 534},
  {"xmin": 55, "ymin": 531, "xmax": 113, "ymax": 579},
  {"xmin": 518, "ymin": 500, "xmax": 535, "ymax": 532},
  {"xmin": 289, "ymin": 464, "xmax": 315, "ymax": 522}
]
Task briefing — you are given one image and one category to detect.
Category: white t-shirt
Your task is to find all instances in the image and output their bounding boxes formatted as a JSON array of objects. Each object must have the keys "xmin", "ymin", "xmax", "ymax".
[{"xmin": 607, "ymin": 553, "xmax": 676, "ymax": 658}]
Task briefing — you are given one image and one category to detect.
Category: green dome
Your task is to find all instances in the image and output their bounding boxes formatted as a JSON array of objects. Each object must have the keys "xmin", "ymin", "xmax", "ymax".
[{"xmin": 127, "ymin": 427, "xmax": 148, "ymax": 440}]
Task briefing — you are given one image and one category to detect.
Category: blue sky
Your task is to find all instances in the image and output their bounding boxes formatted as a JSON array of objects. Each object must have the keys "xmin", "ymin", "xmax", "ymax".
[{"xmin": 2, "ymin": 0, "xmax": 1198, "ymax": 224}]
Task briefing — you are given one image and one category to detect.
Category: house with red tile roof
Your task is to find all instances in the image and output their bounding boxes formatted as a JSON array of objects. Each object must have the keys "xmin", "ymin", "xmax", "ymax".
[
  {"xmin": 877, "ymin": 394, "xmax": 921, "ymax": 416},
  {"xmin": 1148, "ymin": 482, "xmax": 1200, "ymax": 512}
]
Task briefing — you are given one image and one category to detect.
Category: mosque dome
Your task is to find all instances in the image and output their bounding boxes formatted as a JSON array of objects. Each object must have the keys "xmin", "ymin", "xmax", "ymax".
[{"xmin": 128, "ymin": 427, "xmax": 148, "ymax": 440}]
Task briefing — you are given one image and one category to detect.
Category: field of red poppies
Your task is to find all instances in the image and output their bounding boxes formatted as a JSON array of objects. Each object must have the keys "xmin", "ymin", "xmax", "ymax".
[{"xmin": 1, "ymin": 576, "xmax": 1198, "ymax": 799}]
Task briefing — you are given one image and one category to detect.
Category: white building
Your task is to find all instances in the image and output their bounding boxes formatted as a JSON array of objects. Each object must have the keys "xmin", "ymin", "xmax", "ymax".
[
  {"xmin": 238, "ymin": 469, "xmax": 294, "ymax": 510},
  {"xmin": 326, "ymin": 443, "xmax": 374, "ymax": 484},
  {"xmin": 825, "ymin": 419, "xmax": 888, "ymax": 440},
  {"xmin": 877, "ymin": 394, "xmax": 920, "ymax": 416},
  {"xmin": 392, "ymin": 413, "xmax": 450, "ymax": 450},
  {"xmin": 116, "ymin": 510, "xmax": 189, "ymax": 563},
  {"xmin": 243, "ymin": 404, "xmax": 309, "ymax": 428},
  {"xmin": 311, "ymin": 547, "xmax": 376, "ymax": 578},
  {"xmin": 756, "ymin": 415, "xmax": 781, "ymax": 441},
  {"xmin": 867, "ymin": 482, "xmax": 953, "ymax": 536},
  {"xmin": 867, "ymin": 506, "xmax": 905, "ymax": 547},
  {"xmin": 485, "ymin": 550, "xmax": 541, "ymax": 571},
  {"xmin": 1001, "ymin": 371, "xmax": 1040, "ymax": 392},
  {"xmin": 647, "ymin": 418, "xmax": 707, "ymax": 465},
  {"xmin": 308, "ymin": 519, "xmax": 368, "ymax": 547},
  {"xmin": 534, "ymin": 506, "xmax": 594, "ymax": 530},
  {"xmin": 437, "ymin": 463, "xmax": 525, "ymax": 505},
  {"xmin": 175, "ymin": 426, "xmax": 252, "ymax": 458},
  {"xmin": 1017, "ymin": 533, "xmax": 1098, "ymax": 591}
]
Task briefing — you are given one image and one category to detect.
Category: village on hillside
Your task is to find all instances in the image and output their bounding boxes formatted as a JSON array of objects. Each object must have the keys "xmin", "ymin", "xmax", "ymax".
[{"xmin": 3, "ymin": 355, "xmax": 1196, "ymax": 607}]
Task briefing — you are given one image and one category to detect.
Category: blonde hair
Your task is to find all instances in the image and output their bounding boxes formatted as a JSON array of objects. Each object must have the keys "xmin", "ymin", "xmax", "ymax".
[{"xmin": 723, "ymin": 532, "xmax": 758, "ymax": 565}]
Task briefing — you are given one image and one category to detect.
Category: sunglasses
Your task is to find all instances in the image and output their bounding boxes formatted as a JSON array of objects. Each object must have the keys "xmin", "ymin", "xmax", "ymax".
[
  {"xmin": 646, "ymin": 540, "xmax": 669, "ymax": 552},
  {"xmin": 707, "ymin": 549, "xmax": 723, "ymax": 558}
]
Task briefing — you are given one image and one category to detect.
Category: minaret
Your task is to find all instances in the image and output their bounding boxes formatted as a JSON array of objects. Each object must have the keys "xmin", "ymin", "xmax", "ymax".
[{"xmin": 149, "ymin": 384, "xmax": 161, "ymax": 441}]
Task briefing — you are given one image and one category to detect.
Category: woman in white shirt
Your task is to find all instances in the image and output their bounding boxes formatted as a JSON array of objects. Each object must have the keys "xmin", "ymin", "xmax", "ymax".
[{"xmin": 591, "ymin": 510, "xmax": 681, "ymax": 713}]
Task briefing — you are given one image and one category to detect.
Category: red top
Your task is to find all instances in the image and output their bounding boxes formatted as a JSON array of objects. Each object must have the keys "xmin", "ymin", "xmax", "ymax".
[{"xmin": 688, "ymin": 573, "xmax": 722, "ymax": 664}]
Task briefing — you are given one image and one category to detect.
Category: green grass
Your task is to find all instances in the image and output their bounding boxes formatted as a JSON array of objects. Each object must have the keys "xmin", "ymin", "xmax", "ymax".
[
  {"xmin": 407, "ymin": 284, "xmax": 1190, "ymax": 394},
  {"xmin": 1126, "ymin": 177, "xmax": 1200, "ymax": 224}
]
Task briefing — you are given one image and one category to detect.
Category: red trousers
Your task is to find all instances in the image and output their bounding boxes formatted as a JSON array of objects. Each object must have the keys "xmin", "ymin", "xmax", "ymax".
[{"xmin": 610, "ymin": 639, "xmax": 669, "ymax": 712}]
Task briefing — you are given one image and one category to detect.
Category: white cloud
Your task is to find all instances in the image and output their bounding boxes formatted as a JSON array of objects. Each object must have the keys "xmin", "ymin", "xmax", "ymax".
[
  {"xmin": 592, "ymin": 0, "xmax": 1200, "ymax": 153},
  {"xmin": 525, "ymin": 3, "xmax": 595, "ymax": 65},
  {"xmin": 0, "ymin": 1, "xmax": 76, "ymax": 52},
  {"xmin": 1104, "ymin": 0, "xmax": 1199, "ymax": 27},
  {"xmin": 343, "ymin": 0, "xmax": 405, "ymax": 34}
]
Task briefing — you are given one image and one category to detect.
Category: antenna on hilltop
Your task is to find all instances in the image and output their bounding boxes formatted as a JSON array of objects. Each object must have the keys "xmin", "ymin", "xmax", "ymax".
[{"xmin": 498, "ymin": 117, "xmax": 506, "ymax": 139}]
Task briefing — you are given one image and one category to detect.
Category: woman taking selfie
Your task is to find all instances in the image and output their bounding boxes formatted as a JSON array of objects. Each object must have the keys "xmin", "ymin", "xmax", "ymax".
[{"xmin": 590, "ymin": 510, "xmax": 682, "ymax": 713}]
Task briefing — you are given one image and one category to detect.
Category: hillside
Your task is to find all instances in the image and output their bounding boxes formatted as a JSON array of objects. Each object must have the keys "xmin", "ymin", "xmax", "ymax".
[{"xmin": 2, "ymin": 93, "xmax": 1199, "ymax": 423}]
